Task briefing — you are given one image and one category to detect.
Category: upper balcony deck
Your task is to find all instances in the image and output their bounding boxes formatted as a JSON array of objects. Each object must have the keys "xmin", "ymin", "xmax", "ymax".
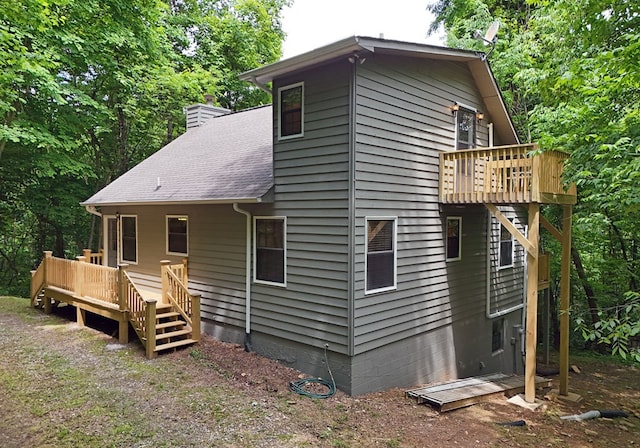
[{"xmin": 439, "ymin": 143, "xmax": 577, "ymax": 205}]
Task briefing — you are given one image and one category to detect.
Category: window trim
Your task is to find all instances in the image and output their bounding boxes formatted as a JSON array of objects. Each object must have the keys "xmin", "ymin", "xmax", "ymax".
[
  {"xmin": 119, "ymin": 215, "xmax": 138, "ymax": 265},
  {"xmin": 445, "ymin": 216, "xmax": 462, "ymax": 261},
  {"xmin": 166, "ymin": 215, "xmax": 189, "ymax": 256},
  {"xmin": 253, "ymin": 216, "xmax": 287, "ymax": 287},
  {"xmin": 454, "ymin": 102, "xmax": 477, "ymax": 150},
  {"xmin": 498, "ymin": 218, "xmax": 515, "ymax": 269},
  {"xmin": 277, "ymin": 82, "xmax": 304, "ymax": 140},
  {"xmin": 365, "ymin": 216, "xmax": 398, "ymax": 295}
]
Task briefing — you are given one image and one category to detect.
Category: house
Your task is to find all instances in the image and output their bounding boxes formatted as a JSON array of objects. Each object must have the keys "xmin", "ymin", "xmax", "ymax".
[{"xmin": 47, "ymin": 37, "xmax": 577, "ymax": 397}]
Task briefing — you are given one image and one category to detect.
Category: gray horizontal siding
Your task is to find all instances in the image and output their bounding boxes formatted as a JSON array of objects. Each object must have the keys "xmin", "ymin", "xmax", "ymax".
[
  {"xmin": 352, "ymin": 53, "xmax": 492, "ymax": 355},
  {"xmin": 250, "ymin": 62, "xmax": 352, "ymax": 354},
  {"xmin": 488, "ymin": 206, "xmax": 527, "ymax": 316}
]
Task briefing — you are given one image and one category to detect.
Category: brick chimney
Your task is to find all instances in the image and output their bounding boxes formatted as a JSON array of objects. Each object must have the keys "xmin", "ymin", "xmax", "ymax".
[{"xmin": 184, "ymin": 95, "xmax": 230, "ymax": 129}]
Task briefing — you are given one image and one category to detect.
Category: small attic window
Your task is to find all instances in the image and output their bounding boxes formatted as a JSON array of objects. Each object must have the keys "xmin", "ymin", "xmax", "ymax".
[{"xmin": 278, "ymin": 82, "xmax": 303, "ymax": 140}]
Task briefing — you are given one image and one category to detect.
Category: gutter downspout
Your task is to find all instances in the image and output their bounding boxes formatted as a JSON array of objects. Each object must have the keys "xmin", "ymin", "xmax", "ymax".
[
  {"xmin": 84, "ymin": 205, "xmax": 102, "ymax": 218},
  {"xmin": 233, "ymin": 203, "xmax": 253, "ymax": 352},
  {"xmin": 249, "ymin": 76, "xmax": 272, "ymax": 95}
]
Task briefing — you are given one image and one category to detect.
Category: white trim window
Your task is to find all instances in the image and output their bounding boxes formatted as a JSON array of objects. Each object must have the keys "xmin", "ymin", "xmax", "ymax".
[
  {"xmin": 365, "ymin": 217, "xmax": 397, "ymax": 294},
  {"xmin": 254, "ymin": 216, "xmax": 286, "ymax": 286},
  {"xmin": 120, "ymin": 215, "xmax": 138, "ymax": 264},
  {"xmin": 446, "ymin": 216, "xmax": 462, "ymax": 261},
  {"xmin": 499, "ymin": 219, "xmax": 514, "ymax": 269},
  {"xmin": 455, "ymin": 104, "xmax": 477, "ymax": 150},
  {"xmin": 166, "ymin": 215, "xmax": 188, "ymax": 256},
  {"xmin": 278, "ymin": 82, "xmax": 304, "ymax": 140}
]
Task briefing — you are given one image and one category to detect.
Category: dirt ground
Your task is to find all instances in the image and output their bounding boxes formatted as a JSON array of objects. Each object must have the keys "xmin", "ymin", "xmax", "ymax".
[{"xmin": 0, "ymin": 296, "xmax": 638, "ymax": 447}]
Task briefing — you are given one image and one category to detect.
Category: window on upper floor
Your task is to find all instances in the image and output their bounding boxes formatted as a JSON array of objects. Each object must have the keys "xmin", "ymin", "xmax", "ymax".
[
  {"xmin": 120, "ymin": 215, "xmax": 137, "ymax": 264},
  {"xmin": 499, "ymin": 219, "xmax": 514, "ymax": 269},
  {"xmin": 278, "ymin": 82, "xmax": 304, "ymax": 140},
  {"xmin": 254, "ymin": 217, "xmax": 286, "ymax": 286},
  {"xmin": 455, "ymin": 105, "xmax": 477, "ymax": 150},
  {"xmin": 366, "ymin": 217, "xmax": 397, "ymax": 294},
  {"xmin": 167, "ymin": 215, "xmax": 188, "ymax": 256},
  {"xmin": 446, "ymin": 216, "xmax": 462, "ymax": 261}
]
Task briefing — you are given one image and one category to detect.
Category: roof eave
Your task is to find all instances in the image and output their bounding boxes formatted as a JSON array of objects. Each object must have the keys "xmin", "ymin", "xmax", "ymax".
[
  {"xmin": 239, "ymin": 36, "xmax": 485, "ymax": 85},
  {"xmin": 80, "ymin": 197, "xmax": 268, "ymax": 208}
]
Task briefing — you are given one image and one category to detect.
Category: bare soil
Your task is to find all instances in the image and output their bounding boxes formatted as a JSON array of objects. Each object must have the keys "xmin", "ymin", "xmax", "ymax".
[{"xmin": 0, "ymin": 296, "xmax": 638, "ymax": 447}]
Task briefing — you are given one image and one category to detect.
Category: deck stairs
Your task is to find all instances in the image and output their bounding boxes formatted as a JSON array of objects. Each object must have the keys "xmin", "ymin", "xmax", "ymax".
[{"xmin": 149, "ymin": 303, "xmax": 198, "ymax": 354}]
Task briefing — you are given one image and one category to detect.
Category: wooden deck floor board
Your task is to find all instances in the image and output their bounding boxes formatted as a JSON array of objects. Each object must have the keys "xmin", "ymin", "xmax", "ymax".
[{"xmin": 406, "ymin": 373, "xmax": 552, "ymax": 412}]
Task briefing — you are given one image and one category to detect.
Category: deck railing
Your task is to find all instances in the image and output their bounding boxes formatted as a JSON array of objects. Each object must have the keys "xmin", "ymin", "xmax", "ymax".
[
  {"xmin": 30, "ymin": 259, "xmax": 46, "ymax": 307},
  {"xmin": 121, "ymin": 266, "xmax": 158, "ymax": 358},
  {"xmin": 76, "ymin": 260, "xmax": 118, "ymax": 304},
  {"xmin": 440, "ymin": 144, "xmax": 577, "ymax": 204}
]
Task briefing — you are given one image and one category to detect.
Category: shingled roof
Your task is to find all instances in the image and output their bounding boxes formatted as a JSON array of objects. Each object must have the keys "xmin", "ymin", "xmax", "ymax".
[{"xmin": 83, "ymin": 105, "xmax": 273, "ymax": 206}]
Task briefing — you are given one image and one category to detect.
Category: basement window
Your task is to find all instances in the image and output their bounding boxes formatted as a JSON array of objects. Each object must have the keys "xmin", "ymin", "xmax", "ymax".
[
  {"xmin": 446, "ymin": 216, "xmax": 462, "ymax": 261},
  {"xmin": 278, "ymin": 82, "xmax": 303, "ymax": 139},
  {"xmin": 254, "ymin": 217, "xmax": 286, "ymax": 286},
  {"xmin": 455, "ymin": 105, "xmax": 477, "ymax": 150},
  {"xmin": 365, "ymin": 217, "xmax": 397, "ymax": 294},
  {"xmin": 492, "ymin": 318, "xmax": 504, "ymax": 353},
  {"xmin": 167, "ymin": 216, "xmax": 188, "ymax": 256}
]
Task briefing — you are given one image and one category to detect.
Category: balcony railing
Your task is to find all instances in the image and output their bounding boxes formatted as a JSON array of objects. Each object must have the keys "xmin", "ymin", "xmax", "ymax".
[{"xmin": 439, "ymin": 144, "xmax": 577, "ymax": 205}]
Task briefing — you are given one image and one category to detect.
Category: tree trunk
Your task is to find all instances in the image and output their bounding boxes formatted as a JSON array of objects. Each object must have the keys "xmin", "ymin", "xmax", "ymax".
[{"xmin": 571, "ymin": 247, "xmax": 599, "ymax": 325}]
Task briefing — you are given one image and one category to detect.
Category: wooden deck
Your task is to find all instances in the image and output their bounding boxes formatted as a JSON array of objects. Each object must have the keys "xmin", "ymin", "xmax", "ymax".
[
  {"xmin": 31, "ymin": 251, "xmax": 201, "ymax": 358},
  {"xmin": 439, "ymin": 143, "xmax": 577, "ymax": 205},
  {"xmin": 406, "ymin": 373, "xmax": 552, "ymax": 412}
]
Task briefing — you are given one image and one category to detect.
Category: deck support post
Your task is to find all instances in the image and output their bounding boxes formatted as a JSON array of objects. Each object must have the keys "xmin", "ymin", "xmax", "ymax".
[
  {"xmin": 160, "ymin": 260, "xmax": 171, "ymax": 304},
  {"xmin": 118, "ymin": 264, "xmax": 130, "ymax": 344},
  {"xmin": 145, "ymin": 299, "xmax": 157, "ymax": 359},
  {"xmin": 77, "ymin": 307, "xmax": 86, "ymax": 327},
  {"xmin": 559, "ymin": 205, "xmax": 572, "ymax": 396},
  {"xmin": 524, "ymin": 203, "xmax": 540, "ymax": 403},
  {"xmin": 191, "ymin": 294, "xmax": 201, "ymax": 341}
]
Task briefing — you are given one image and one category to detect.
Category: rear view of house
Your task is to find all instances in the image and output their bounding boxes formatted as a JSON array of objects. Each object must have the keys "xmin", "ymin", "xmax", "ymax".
[{"xmin": 35, "ymin": 37, "xmax": 576, "ymax": 396}]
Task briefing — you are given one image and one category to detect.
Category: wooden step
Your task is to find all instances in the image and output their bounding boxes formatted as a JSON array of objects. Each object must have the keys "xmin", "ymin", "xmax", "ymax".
[
  {"xmin": 154, "ymin": 338, "xmax": 198, "ymax": 352},
  {"xmin": 156, "ymin": 311, "xmax": 180, "ymax": 320},
  {"xmin": 155, "ymin": 319, "xmax": 186, "ymax": 330},
  {"xmin": 155, "ymin": 328, "xmax": 191, "ymax": 341}
]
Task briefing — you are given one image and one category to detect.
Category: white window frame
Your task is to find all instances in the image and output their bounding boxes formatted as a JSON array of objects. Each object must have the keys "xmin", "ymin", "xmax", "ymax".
[
  {"xmin": 365, "ymin": 216, "xmax": 398, "ymax": 295},
  {"xmin": 277, "ymin": 82, "xmax": 304, "ymax": 140},
  {"xmin": 454, "ymin": 102, "xmax": 478, "ymax": 150},
  {"xmin": 166, "ymin": 215, "xmax": 189, "ymax": 256},
  {"xmin": 119, "ymin": 215, "xmax": 138, "ymax": 265},
  {"xmin": 445, "ymin": 216, "xmax": 462, "ymax": 261},
  {"xmin": 498, "ymin": 218, "xmax": 515, "ymax": 269},
  {"xmin": 253, "ymin": 216, "xmax": 287, "ymax": 287}
]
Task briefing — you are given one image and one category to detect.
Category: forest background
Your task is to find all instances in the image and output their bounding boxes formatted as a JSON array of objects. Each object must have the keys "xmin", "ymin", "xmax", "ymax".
[{"xmin": 1, "ymin": 0, "xmax": 639, "ymax": 362}]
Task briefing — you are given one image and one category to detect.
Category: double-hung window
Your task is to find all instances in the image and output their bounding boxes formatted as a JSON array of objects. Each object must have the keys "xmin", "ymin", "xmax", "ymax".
[
  {"xmin": 167, "ymin": 216, "xmax": 188, "ymax": 255},
  {"xmin": 446, "ymin": 217, "xmax": 462, "ymax": 261},
  {"xmin": 254, "ymin": 217, "xmax": 286, "ymax": 286},
  {"xmin": 278, "ymin": 82, "xmax": 303, "ymax": 139},
  {"xmin": 120, "ymin": 215, "xmax": 137, "ymax": 264},
  {"xmin": 499, "ymin": 220, "xmax": 514, "ymax": 268},
  {"xmin": 365, "ymin": 217, "xmax": 397, "ymax": 293}
]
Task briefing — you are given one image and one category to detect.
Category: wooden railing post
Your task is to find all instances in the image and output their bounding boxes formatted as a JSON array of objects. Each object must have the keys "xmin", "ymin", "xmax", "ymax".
[
  {"xmin": 43, "ymin": 251, "xmax": 53, "ymax": 314},
  {"xmin": 30, "ymin": 269, "xmax": 36, "ymax": 307},
  {"xmin": 160, "ymin": 260, "xmax": 171, "ymax": 303},
  {"xmin": 145, "ymin": 299, "xmax": 157, "ymax": 359},
  {"xmin": 191, "ymin": 293, "xmax": 201, "ymax": 341},
  {"xmin": 82, "ymin": 249, "xmax": 92, "ymax": 260},
  {"xmin": 118, "ymin": 264, "xmax": 129, "ymax": 311},
  {"xmin": 75, "ymin": 255, "xmax": 87, "ymax": 297},
  {"xmin": 182, "ymin": 257, "xmax": 189, "ymax": 285}
]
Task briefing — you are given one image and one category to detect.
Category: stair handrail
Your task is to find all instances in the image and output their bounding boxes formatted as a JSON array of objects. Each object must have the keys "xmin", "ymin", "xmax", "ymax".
[
  {"xmin": 161, "ymin": 261, "xmax": 201, "ymax": 341},
  {"xmin": 30, "ymin": 257, "xmax": 46, "ymax": 307},
  {"xmin": 120, "ymin": 265, "xmax": 157, "ymax": 357}
]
